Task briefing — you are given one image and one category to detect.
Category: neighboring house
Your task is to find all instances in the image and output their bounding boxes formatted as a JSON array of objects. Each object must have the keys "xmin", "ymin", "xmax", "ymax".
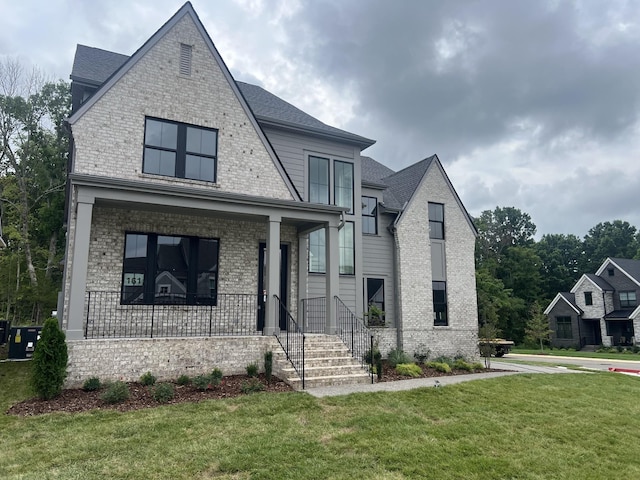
[
  {"xmin": 545, "ymin": 258, "xmax": 640, "ymax": 348},
  {"xmin": 60, "ymin": 2, "xmax": 478, "ymax": 386}
]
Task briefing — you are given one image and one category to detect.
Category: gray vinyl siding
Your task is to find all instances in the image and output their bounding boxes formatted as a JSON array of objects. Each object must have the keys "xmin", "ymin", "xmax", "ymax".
[
  {"xmin": 307, "ymin": 274, "xmax": 357, "ymax": 314},
  {"xmin": 262, "ymin": 126, "xmax": 355, "ymax": 200}
]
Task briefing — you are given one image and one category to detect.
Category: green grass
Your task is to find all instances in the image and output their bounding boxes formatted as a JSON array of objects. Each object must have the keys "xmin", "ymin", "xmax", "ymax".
[
  {"xmin": 511, "ymin": 347, "xmax": 640, "ymax": 361},
  {"xmin": 3, "ymin": 361, "xmax": 640, "ymax": 479}
]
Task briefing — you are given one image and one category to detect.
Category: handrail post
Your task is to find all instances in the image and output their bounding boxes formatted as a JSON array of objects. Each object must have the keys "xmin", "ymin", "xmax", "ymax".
[
  {"xmin": 302, "ymin": 335, "xmax": 305, "ymax": 390},
  {"xmin": 85, "ymin": 291, "xmax": 91, "ymax": 338},
  {"xmin": 150, "ymin": 303, "xmax": 155, "ymax": 339},
  {"xmin": 370, "ymin": 334, "xmax": 374, "ymax": 383}
]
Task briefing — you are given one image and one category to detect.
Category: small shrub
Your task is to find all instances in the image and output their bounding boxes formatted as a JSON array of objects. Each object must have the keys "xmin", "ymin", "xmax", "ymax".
[
  {"xmin": 140, "ymin": 371, "xmax": 157, "ymax": 386},
  {"xmin": 101, "ymin": 381, "xmax": 130, "ymax": 404},
  {"xmin": 31, "ymin": 318, "xmax": 68, "ymax": 400},
  {"xmin": 617, "ymin": 345, "xmax": 624, "ymax": 352},
  {"xmin": 426, "ymin": 361, "xmax": 451, "ymax": 373},
  {"xmin": 413, "ymin": 344, "xmax": 431, "ymax": 363},
  {"xmin": 453, "ymin": 359, "xmax": 474, "ymax": 372},
  {"xmin": 82, "ymin": 377, "xmax": 102, "ymax": 392},
  {"xmin": 176, "ymin": 374, "xmax": 191, "ymax": 386},
  {"xmin": 471, "ymin": 362, "xmax": 485, "ymax": 371},
  {"xmin": 387, "ymin": 348, "xmax": 412, "ymax": 368},
  {"xmin": 210, "ymin": 368, "xmax": 223, "ymax": 385},
  {"xmin": 246, "ymin": 363, "xmax": 259, "ymax": 377},
  {"xmin": 264, "ymin": 351, "xmax": 273, "ymax": 384},
  {"xmin": 241, "ymin": 379, "xmax": 265, "ymax": 394},
  {"xmin": 633, "ymin": 345, "xmax": 640, "ymax": 354},
  {"xmin": 153, "ymin": 383, "xmax": 175, "ymax": 403},
  {"xmin": 396, "ymin": 363, "xmax": 422, "ymax": 377},
  {"xmin": 432, "ymin": 356, "xmax": 454, "ymax": 367},
  {"xmin": 193, "ymin": 374, "xmax": 211, "ymax": 391},
  {"xmin": 364, "ymin": 347, "xmax": 380, "ymax": 364}
]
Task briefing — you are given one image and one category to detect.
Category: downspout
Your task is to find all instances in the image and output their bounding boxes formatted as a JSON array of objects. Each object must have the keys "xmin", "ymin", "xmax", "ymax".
[{"xmin": 389, "ymin": 202, "xmax": 407, "ymax": 351}]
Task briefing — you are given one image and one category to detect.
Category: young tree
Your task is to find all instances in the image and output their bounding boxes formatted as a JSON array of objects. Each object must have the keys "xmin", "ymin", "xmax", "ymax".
[
  {"xmin": 32, "ymin": 317, "xmax": 68, "ymax": 399},
  {"xmin": 525, "ymin": 302, "xmax": 553, "ymax": 352}
]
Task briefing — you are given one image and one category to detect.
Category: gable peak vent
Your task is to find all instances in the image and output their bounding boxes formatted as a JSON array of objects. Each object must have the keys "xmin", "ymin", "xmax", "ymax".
[{"xmin": 179, "ymin": 43, "xmax": 192, "ymax": 76}]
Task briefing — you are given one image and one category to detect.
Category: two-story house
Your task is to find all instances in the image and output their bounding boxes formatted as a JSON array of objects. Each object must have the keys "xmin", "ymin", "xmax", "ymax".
[
  {"xmin": 544, "ymin": 257, "xmax": 640, "ymax": 349},
  {"xmin": 60, "ymin": 2, "xmax": 478, "ymax": 387}
]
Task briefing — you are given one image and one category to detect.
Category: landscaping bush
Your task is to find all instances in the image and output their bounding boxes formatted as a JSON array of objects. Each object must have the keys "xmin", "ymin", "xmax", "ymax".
[
  {"xmin": 453, "ymin": 359, "xmax": 474, "ymax": 372},
  {"xmin": 82, "ymin": 377, "xmax": 102, "ymax": 392},
  {"xmin": 101, "ymin": 381, "xmax": 130, "ymax": 404},
  {"xmin": 176, "ymin": 374, "xmax": 191, "ymax": 386},
  {"xmin": 633, "ymin": 345, "xmax": 640, "ymax": 354},
  {"xmin": 396, "ymin": 363, "xmax": 422, "ymax": 377},
  {"xmin": 31, "ymin": 318, "xmax": 68, "ymax": 400},
  {"xmin": 193, "ymin": 375, "xmax": 211, "ymax": 391},
  {"xmin": 432, "ymin": 356, "xmax": 454, "ymax": 367},
  {"xmin": 246, "ymin": 363, "xmax": 259, "ymax": 377},
  {"xmin": 264, "ymin": 351, "xmax": 273, "ymax": 384},
  {"xmin": 387, "ymin": 348, "xmax": 412, "ymax": 368},
  {"xmin": 413, "ymin": 344, "xmax": 431, "ymax": 363},
  {"xmin": 153, "ymin": 383, "xmax": 175, "ymax": 403},
  {"xmin": 241, "ymin": 379, "xmax": 265, "ymax": 394},
  {"xmin": 210, "ymin": 368, "xmax": 223, "ymax": 385},
  {"xmin": 140, "ymin": 371, "xmax": 157, "ymax": 386},
  {"xmin": 426, "ymin": 361, "xmax": 452, "ymax": 373},
  {"xmin": 471, "ymin": 362, "xmax": 485, "ymax": 371}
]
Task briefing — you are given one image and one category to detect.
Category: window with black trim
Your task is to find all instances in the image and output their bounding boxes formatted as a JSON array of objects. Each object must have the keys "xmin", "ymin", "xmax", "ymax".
[
  {"xmin": 309, "ymin": 156, "xmax": 329, "ymax": 204},
  {"xmin": 362, "ymin": 196, "xmax": 377, "ymax": 235},
  {"xmin": 143, "ymin": 118, "xmax": 217, "ymax": 182},
  {"xmin": 334, "ymin": 160, "xmax": 353, "ymax": 213},
  {"xmin": 433, "ymin": 281, "xmax": 448, "ymax": 326},
  {"xmin": 365, "ymin": 278, "xmax": 385, "ymax": 326},
  {"xmin": 608, "ymin": 268, "xmax": 614, "ymax": 277},
  {"xmin": 556, "ymin": 316, "xmax": 573, "ymax": 339},
  {"xmin": 620, "ymin": 291, "xmax": 637, "ymax": 308},
  {"xmin": 429, "ymin": 202, "xmax": 444, "ymax": 240},
  {"xmin": 121, "ymin": 233, "xmax": 219, "ymax": 305},
  {"xmin": 308, "ymin": 222, "xmax": 355, "ymax": 275},
  {"xmin": 584, "ymin": 291, "xmax": 593, "ymax": 306}
]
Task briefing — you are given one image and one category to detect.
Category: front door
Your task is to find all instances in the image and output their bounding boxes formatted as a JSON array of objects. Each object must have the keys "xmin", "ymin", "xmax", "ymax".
[{"xmin": 257, "ymin": 242, "xmax": 289, "ymax": 331}]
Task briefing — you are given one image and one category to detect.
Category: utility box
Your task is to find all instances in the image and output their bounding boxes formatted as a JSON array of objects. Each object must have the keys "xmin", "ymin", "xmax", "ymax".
[
  {"xmin": 8, "ymin": 326, "xmax": 43, "ymax": 360},
  {"xmin": 0, "ymin": 320, "xmax": 9, "ymax": 345}
]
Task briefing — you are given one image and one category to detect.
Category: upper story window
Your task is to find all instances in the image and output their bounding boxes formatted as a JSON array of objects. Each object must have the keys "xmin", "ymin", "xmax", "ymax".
[
  {"xmin": 308, "ymin": 222, "xmax": 355, "ymax": 275},
  {"xmin": 308, "ymin": 156, "xmax": 354, "ymax": 213},
  {"xmin": 143, "ymin": 118, "xmax": 217, "ymax": 182},
  {"xmin": 334, "ymin": 161, "xmax": 354, "ymax": 213},
  {"xmin": 362, "ymin": 196, "xmax": 378, "ymax": 235},
  {"xmin": 608, "ymin": 268, "xmax": 615, "ymax": 277},
  {"xmin": 309, "ymin": 156, "xmax": 329, "ymax": 204},
  {"xmin": 584, "ymin": 291, "xmax": 593, "ymax": 306},
  {"xmin": 429, "ymin": 202, "xmax": 444, "ymax": 240},
  {"xmin": 620, "ymin": 291, "xmax": 637, "ymax": 308}
]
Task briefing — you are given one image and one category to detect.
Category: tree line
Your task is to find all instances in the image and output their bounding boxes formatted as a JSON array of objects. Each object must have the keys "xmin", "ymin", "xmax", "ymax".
[{"xmin": 475, "ymin": 206, "xmax": 640, "ymax": 343}]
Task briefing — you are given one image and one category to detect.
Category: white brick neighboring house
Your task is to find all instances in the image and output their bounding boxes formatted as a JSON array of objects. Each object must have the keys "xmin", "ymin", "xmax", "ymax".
[
  {"xmin": 545, "ymin": 257, "xmax": 640, "ymax": 349},
  {"xmin": 61, "ymin": 2, "xmax": 479, "ymax": 387}
]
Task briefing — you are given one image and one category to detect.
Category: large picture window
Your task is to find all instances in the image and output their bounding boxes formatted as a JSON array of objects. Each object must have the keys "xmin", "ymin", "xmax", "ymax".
[
  {"xmin": 429, "ymin": 202, "xmax": 444, "ymax": 240},
  {"xmin": 433, "ymin": 281, "xmax": 448, "ymax": 326},
  {"xmin": 121, "ymin": 233, "xmax": 219, "ymax": 305},
  {"xmin": 334, "ymin": 160, "xmax": 354, "ymax": 213},
  {"xmin": 362, "ymin": 196, "xmax": 377, "ymax": 235},
  {"xmin": 556, "ymin": 316, "xmax": 573, "ymax": 339},
  {"xmin": 143, "ymin": 118, "xmax": 217, "ymax": 182},
  {"xmin": 308, "ymin": 156, "xmax": 330, "ymax": 204},
  {"xmin": 307, "ymin": 222, "xmax": 355, "ymax": 275}
]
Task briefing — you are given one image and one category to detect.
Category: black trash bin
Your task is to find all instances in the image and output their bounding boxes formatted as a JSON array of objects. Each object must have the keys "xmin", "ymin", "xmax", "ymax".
[
  {"xmin": 8, "ymin": 326, "xmax": 43, "ymax": 360},
  {"xmin": 0, "ymin": 320, "xmax": 9, "ymax": 345}
]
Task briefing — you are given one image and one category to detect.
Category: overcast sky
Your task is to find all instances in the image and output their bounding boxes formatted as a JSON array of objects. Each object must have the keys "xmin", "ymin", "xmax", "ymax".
[{"xmin": 1, "ymin": 0, "xmax": 639, "ymax": 238}]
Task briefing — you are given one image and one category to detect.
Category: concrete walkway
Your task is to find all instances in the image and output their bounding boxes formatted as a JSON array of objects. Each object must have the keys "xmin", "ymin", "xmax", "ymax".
[{"xmin": 305, "ymin": 361, "xmax": 583, "ymax": 398}]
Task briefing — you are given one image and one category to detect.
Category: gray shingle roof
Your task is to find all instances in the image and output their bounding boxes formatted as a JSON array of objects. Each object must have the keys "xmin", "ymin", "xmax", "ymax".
[
  {"xmin": 70, "ymin": 45, "xmax": 128, "ymax": 85},
  {"xmin": 610, "ymin": 258, "xmax": 640, "ymax": 283},
  {"xmin": 361, "ymin": 156, "xmax": 395, "ymax": 184},
  {"xmin": 379, "ymin": 155, "xmax": 436, "ymax": 210},
  {"xmin": 69, "ymin": 44, "xmax": 374, "ymax": 147},
  {"xmin": 558, "ymin": 292, "xmax": 581, "ymax": 312},
  {"xmin": 605, "ymin": 309, "xmax": 636, "ymax": 319},
  {"xmin": 585, "ymin": 274, "xmax": 614, "ymax": 291}
]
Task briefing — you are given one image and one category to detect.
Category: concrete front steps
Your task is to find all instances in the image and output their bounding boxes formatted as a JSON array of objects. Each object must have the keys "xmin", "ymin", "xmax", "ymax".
[{"xmin": 275, "ymin": 334, "xmax": 372, "ymax": 390}]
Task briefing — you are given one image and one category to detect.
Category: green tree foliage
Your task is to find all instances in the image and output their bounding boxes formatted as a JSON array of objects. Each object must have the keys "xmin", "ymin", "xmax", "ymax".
[
  {"xmin": 582, "ymin": 221, "xmax": 640, "ymax": 273},
  {"xmin": 535, "ymin": 233, "xmax": 584, "ymax": 300},
  {"xmin": 31, "ymin": 317, "xmax": 68, "ymax": 399},
  {"xmin": 0, "ymin": 60, "xmax": 70, "ymax": 322},
  {"xmin": 525, "ymin": 302, "xmax": 553, "ymax": 351}
]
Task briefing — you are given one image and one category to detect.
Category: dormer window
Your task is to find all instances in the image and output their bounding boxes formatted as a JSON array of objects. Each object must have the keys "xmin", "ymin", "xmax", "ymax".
[{"xmin": 608, "ymin": 268, "xmax": 614, "ymax": 276}]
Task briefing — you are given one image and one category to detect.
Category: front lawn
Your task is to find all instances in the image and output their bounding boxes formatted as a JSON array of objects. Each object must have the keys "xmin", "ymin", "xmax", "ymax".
[{"xmin": 2, "ymin": 361, "xmax": 640, "ymax": 479}]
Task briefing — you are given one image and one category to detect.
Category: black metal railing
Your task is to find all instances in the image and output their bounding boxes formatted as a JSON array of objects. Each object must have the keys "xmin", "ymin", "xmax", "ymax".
[
  {"xmin": 84, "ymin": 291, "xmax": 259, "ymax": 338},
  {"xmin": 274, "ymin": 295, "xmax": 305, "ymax": 389},
  {"xmin": 335, "ymin": 296, "xmax": 374, "ymax": 383},
  {"xmin": 300, "ymin": 297, "xmax": 326, "ymax": 333}
]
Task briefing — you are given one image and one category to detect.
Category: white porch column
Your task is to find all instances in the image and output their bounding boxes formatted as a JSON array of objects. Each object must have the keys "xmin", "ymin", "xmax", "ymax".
[
  {"xmin": 325, "ymin": 222, "xmax": 340, "ymax": 334},
  {"xmin": 264, "ymin": 215, "xmax": 281, "ymax": 335},
  {"xmin": 66, "ymin": 193, "xmax": 95, "ymax": 340}
]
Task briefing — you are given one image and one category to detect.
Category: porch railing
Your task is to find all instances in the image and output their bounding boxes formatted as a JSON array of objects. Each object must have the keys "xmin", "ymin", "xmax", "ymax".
[
  {"xmin": 84, "ymin": 291, "xmax": 259, "ymax": 338},
  {"xmin": 300, "ymin": 297, "xmax": 326, "ymax": 333},
  {"xmin": 273, "ymin": 295, "xmax": 305, "ymax": 389},
  {"xmin": 335, "ymin": 296, "xmax": 374, "ymax": 383}
]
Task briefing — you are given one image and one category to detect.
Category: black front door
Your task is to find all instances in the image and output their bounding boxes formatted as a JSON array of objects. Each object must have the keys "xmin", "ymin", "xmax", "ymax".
[{"xmin": 257, "ymin": 242, "xmax": 289, "ymax": 331}]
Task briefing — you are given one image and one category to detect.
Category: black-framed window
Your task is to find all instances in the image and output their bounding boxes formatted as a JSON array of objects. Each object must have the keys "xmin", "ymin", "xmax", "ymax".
[
  {"xmin": 620, "ymin": 291, "xmax": 637, "ymax": 308},
  {"xmin": 143, "ymin": 118, "xmax": 217, "ymax": 182},
  {"xmin": 334, "ymin": 160, "xmax": 354, "ymax": 213},
  {"xmin": 362, "ymin": 196, "xmax": 378, "ymax": 235},
  {"xmin": 584, "ymin": 291, "xmax": 593, "ymax": 306},
  {"xmin": 556, "ymin": 316, "xmax": 573, "ymax": 339},
  {"xmin": 429, "ymin": 202, "xmax": 444, "ymax": 240},
  {"xmin": 366, "ymin": 278, "xmax": 385, "ymax": 318},
  {"xmin": 309, "ymin": 156, "xmax": 329, "ymax": 204},
  {"xmin": 121, "ymin": 232, "xmax": 219, "ymax": 305},
  {"xmin": 433, "ymin": 281, "xmax": 448, "ymax": 326},
  {"xmin": 608, "ymin": 268, "xmax": 615, "ymax": 276},
  {"xmin": 308, "ymin": 222, "xmax": 355, "ymax": 275}
]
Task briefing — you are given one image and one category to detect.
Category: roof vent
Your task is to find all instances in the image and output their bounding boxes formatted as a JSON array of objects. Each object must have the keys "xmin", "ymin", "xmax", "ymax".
[{"xmin": 179, "ymin": 44, "xmax": 192, "ymax": 76}]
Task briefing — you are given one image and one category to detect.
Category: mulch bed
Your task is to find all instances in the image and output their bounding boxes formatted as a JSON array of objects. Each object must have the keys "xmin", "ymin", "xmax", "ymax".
[{"xmin": 7, "ymin": 362, "xmax": 499, "ymax": 417}]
